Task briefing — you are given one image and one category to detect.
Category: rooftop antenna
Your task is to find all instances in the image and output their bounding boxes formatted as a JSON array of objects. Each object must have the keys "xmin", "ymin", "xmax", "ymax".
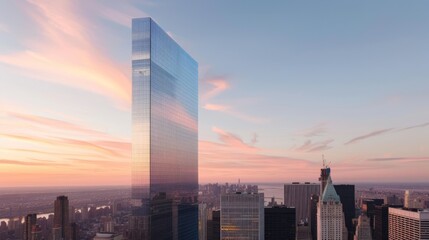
[{"xmin": 322, "ymin": 155, "xmax": 331, "ymax": 168}]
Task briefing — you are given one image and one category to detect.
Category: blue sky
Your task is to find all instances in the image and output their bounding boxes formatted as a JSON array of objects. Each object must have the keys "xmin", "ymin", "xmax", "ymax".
[{"xmin": 0, "ymin": 0, "xmax": 428, "ymax": 186}]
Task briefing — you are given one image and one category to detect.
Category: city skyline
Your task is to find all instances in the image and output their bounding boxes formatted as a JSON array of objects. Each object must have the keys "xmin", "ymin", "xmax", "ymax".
[{"xmin": 1, "ymin": 1, "xmax": 429, "ymax": 186}]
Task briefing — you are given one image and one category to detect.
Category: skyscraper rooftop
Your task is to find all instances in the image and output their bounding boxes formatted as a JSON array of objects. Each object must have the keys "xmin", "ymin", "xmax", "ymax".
[{"xmin": 321, "ymin": 176, "xmax": 341, "ymax": 203}]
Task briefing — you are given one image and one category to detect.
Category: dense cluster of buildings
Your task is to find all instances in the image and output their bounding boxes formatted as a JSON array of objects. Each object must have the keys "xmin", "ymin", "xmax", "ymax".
[
  {"xmin": 197, "ymin": 168, "xmax": 429, "ymax": 240},
  {"xmin": 0, "ymin": 196, "xmax": 129, "ymax": 240}
]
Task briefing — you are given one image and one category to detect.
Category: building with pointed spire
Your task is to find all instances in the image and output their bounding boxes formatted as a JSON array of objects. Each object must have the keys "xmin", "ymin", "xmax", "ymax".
[{"xmin": 317, "ymin": 169, "xmax": 346, "ymax": 240}]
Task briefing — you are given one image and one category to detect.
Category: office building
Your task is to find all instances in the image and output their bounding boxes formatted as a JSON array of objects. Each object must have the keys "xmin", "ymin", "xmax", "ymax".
[
  {"xmin": 297, "ymin": 224, "xmax": 312, "ymax": 240},
  {"xmin": 207, "ymin": 210, "xmax": 220, "ymax": 240},
  {"xmin": 334, "ymin": 184, "xmax": 355, "ymax": 240},
  {"xmin": 220, "ymin": 192, "xmax": 264, "ymax": 239},
  {"xmin": 131, "ymin": 17, "xmax": 198, "ymax": 240},
  {"xmin": 70, "ymin": 222, "xmax": 78, "ymax": 240},
  {"xmin": 385, "ymin": 194, "xmax": 402, "ymax": 205},
  {"xmin": 353, "ymin": 215, "xmax": 371, "ymax": 240},
  {"xmin": 199, "ymin": 203, "xmax": 208, "ymax": 240},
  {"xmin": 24, "ymin": 213, "xmax": 37, "ymax": 240},
  {"xmin": 374, "ymin": 205, "xmax": 388, "ymax": 240},
  {"xmin": 361, "ymin": 198, "xmax": 383, "ymax": 237},
  {"xmin": 388, "ymin": 208, "xmax": 429, "ymax": 239},
  {"xmin": 265, "ymin": 206, "xmax": 296, "ymax": 240},
  {"xmin": 310, "ymin": 194, "xmax": 319, "ymax": 240},
  {"xmin": 317, "ymin": 171, "xmax": 345, "ymax": 240},
  {"xmin": 284, "ymin": 182, "xmax": 320, "ymax": 224},
  {"xmin": 31, "ymin": 225, "xmax": 42, "ymax": 240},
  {"xmin": 373, "ymin": 204, "xmax": 402, "ymax": 240},
  {"xmin": 404, "ymin": 190, "xmax": 412, "ymax": 208},
  {"xmin": 54, "ymin": 195, "xmax": 70, "ymax": 240}
]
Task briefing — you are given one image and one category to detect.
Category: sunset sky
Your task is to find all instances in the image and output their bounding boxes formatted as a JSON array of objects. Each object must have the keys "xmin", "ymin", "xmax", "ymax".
[{"xmin": 0, "ymin": 1, "xmax": 429, "ymax": 187}]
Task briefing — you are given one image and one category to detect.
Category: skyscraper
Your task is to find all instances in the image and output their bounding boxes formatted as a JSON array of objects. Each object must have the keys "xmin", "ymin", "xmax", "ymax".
[
  {"xmin": 310, "ymin": 194, "xmax": 319, "ymax": 240},
  {"xmin": 388, "ymin": 208, "xmax": 429, "ymax": 239},
  {"xmin": 361, "ymin": 198, "xmax": 384, "ymax": 237},
  {"xmin": 334, "ymin": 184, "xmax": 355, "ymax": 240},
  {"xmin": 131, "ymin": 17, "xmax": 198, "ymax": 240},
  {"xmin": 24, "ymin": 213, "xmax": 37, "ymax": 240},
  {"xmin": 404, "ymin": 190, "xmax": 412, "ymax": 208},
  {"xmin": 373, "ymin": 204, "xmax": 402, "ymax": 240},
  {"xmin": 317, "ymin": 170, "xmax": 345, "ymax": 240},
  {"xmin": 353, "ymin": 215, "xmax": 371, "ymax": 240},
  {"xmin": 54, "ymin": 195, "xmax": 70, "ymax": 240},
  {"xmin": 284, "ymin": 182, "xmax": 320, "ymax": 224},
  {"xmin": 220, "ymin": 192, "xmax": 264, "ymax": 239},
  {"xmin": 265, "ymin": 206, "xmax": 296, "ymax": 240},
  {"xmin": 207, "ymin": 210, "xmax": 220, "ymax": 240}
]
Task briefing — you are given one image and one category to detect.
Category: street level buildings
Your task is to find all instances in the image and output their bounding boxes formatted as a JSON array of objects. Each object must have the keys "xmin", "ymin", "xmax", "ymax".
[{"xmin": 131, "ymin": 17, "xmax": 198, "ymax": 240}]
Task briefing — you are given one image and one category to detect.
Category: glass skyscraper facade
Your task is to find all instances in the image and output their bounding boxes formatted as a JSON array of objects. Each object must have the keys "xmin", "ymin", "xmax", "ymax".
[{"xmin": 131, "ymin": 17, "xmax": 198, "ymax": 240}]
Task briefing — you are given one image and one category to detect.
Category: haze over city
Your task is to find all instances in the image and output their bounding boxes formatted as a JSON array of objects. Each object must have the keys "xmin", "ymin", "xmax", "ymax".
[{"xmin": 1, "ymin": 0, "xmax": 429, "ymax": 187}]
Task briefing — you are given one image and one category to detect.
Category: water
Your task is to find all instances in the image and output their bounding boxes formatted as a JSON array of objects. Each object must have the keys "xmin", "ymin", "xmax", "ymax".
[
  {"xmin": 258, "ymin": 183, "xmax": 284, "ymax": 205},
  {"xmin": 0, "ymin": 205, "xmax": 109, "ymax": 225}
]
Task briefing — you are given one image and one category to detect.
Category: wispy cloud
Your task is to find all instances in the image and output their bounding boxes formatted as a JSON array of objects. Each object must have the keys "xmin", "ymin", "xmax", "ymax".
[
  {"xmin": 95, "ymin": 3, "xmax": 147, "ymax": 28},
  {"xmin": 201, "ymin": 77, "xmax": 230, "ymax": 101},
  {"xmin": 296, "ymin": 123, "xmax": 327, "ymax": 137},
  {"xmin": 367, "ymin": 157, "xmax": 429, "ymax": 162},
  {"xmin": 199, "ymin": 127, "xmax": 317, "ymax": 182},
  {"xmin": 203, "ymin": 103, "xmax": 230, "ymax": 111},
  {"xmin": 295, "ymin": 139, "xmax": 334, "ymax": 152},
  {"xmin": 200, "ymin": 75, "xmax": 268, "ymax": 123},
  {"xmin": 212, "ymin": 127, "xmax": 256, "ymax": 151},
  {"xmin": 0, "ymin": 109, "xmax": 131, "ymax": 186},
  {"xmin": 8, "ymin": 112, "xmax": 108, "ymax": 137},
  {"xmin": 345, "ymin": 128, "xmax": 393, "ymax": 145},
  {"xmin": 0, "ymin": 1, "xmax": 132, "ymax": 108},
  {"xmin": 0, "ymin": 159, "xmax": 67, "ymax": 167},
  {"xmin": 397, "ymin": 122, "xmax": 429, "ymax": 132},
  {"xmin": 203, "ymin": 100, "xmax": 268, "ymax": 123}
]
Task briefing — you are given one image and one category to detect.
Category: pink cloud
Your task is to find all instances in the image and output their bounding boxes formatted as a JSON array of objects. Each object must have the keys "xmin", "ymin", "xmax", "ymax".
[
  {"xmin": 199, "ymin": 127, "xmax": 317, "ymax": 183},
  {"xmin": 8, "ymin": 112, "xmax": 109, "ymax": 138},
  {"xmin": 212, "ymin": 127, "xmax": 256, "ymax": 151},
  {"xmin": 295, "ymin": 139, "xmax": 334, "ymax": 152},
  {"xmin": 0, "ymin": 1, "xmax": 131, "ymax": 108},
  {"xmin": 201, "ymin": 76, "xmax": 268, "ymax": 123},
  {"xmin": 201, "ymin": 78, "xmax": 230, "ymax": 100},
  {"xmin": 203, "ymin": 104, "xmax": 230, "ymax": 111}
]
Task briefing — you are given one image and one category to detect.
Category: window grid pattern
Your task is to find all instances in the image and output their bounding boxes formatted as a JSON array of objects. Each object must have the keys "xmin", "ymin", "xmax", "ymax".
[{"xmin": 131, "ymin": 17, "xmax": 198, "ymax": 240}]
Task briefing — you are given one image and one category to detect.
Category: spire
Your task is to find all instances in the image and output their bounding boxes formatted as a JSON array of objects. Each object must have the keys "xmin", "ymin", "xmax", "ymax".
[{"xmin": 321, "ymin": 175, "xmax": 341, "ymax": 203}]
